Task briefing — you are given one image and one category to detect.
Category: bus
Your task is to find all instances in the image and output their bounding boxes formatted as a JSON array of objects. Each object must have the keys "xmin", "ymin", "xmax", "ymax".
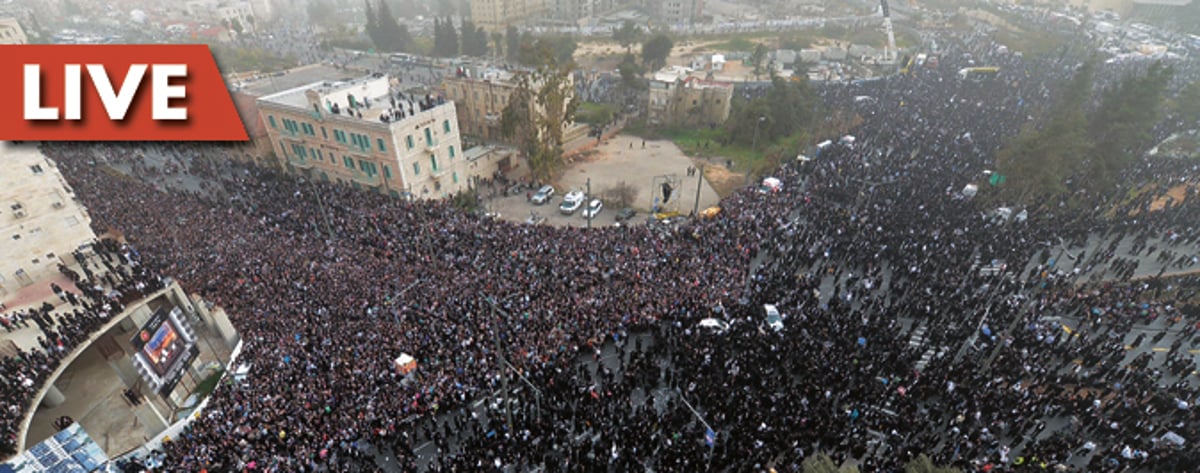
[{"xmin": 957, "ymin": 67, "xmax": 1000, "ymax": 80}]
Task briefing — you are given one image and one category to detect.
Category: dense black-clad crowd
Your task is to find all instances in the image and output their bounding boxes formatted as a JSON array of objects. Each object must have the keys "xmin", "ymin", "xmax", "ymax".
[
  {"xmin": 0, "ymin": 240, "xmax": 165, "ymax": 458},
  {"xmin": 0, "ymin": 29, "xmax": 1197, "ymax": 472}
]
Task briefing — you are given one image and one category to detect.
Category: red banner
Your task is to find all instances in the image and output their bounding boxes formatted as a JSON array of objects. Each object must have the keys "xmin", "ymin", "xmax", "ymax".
[{"xmin": 0, "ymin": 45, "xmax": 248, "ymax": 141}]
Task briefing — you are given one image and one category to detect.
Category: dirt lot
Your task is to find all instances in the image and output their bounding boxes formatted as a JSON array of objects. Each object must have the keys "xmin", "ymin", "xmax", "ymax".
[{"xmin": 485, "ymin": 134, "xmax": 721, "ymax": 228}]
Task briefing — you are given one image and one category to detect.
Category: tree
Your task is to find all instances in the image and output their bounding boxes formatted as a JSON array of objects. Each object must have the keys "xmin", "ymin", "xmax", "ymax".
[
  {"xmin": 307, "ymin": 0, "xmax": 339, "ymax": 30},
  {"xmin": 437, "ymin": 17, "xmax": 459, "ymax": 57},
  {"xmin": 642, "ymin": 34, "xmax": 674, "ymax": 71},
  {"xmin": 500, "ymin": 53, "xmax": 580, "ymax": 182},
  {"xmin": 505, "ymin": 26, "xmax": 521, "ymax": 62},
  {"xmin": 516, "ymin": 35, "xmax": 575, "ymax": 67},
  {"xmin": 491, "ymin": 31, "xmax": 504, "ymax": 58},
  {"xmin": 997, "ymin": 62, "xmax": 1094, "ymax": 204},
  {"xmin": 723, "ymin": 75, "xmax": 819, "ymax": 147},
  {"xmin": 460, "ymin": 20, "xmax": 488, "ymax": 57},
  {"xmin": 367, "ymin": 0, "xmax": 411, "ymax": 52},
  {"xmin": 602, "ymin": 181, "xmax": 637, "ymax": 208},
  {"xmin": 612, "ymin": 20, "xmax": 642, "ymax": 53},
  {"xmin": 1086, "ymin": 61, "xmax": 1173, "ymax": 191},
  {"xmin": 1172, "ymin": 80, "xmax": 1200, "ymax": 127},
  {"xmin": 903, "ymin": 454, "xmax": 959, "ymax": 473},
  {"xmin": 364, "ymin": 0, "xmax": 382, "ymax": 49},
  {"xmin": 752, "ymin": 42, "xmax": 769, "ymax": 79},
  {"xmin": 617, "ymin": 53, "xmax": 646, "ymax": 90}
]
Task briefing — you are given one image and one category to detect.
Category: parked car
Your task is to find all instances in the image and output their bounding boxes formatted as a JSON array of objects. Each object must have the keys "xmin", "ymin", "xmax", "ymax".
[
  {"xmin": 581, "ymin": 199, "xmax": 603, "ymax": 219},
  {"xmin": 531, "ymin": 185, "xmax": 555, "ymax": 205},
  {"xmin": 559, "ymin": 191, "xmax": 585, "ymax": 215},
  {"xmin": 615, "ymin": 207, "xmax": 637, "ymax": 222}
]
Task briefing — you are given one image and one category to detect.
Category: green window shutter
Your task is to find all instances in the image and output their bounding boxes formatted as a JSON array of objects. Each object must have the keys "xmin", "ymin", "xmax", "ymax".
[
  {"xmin": 413, "ymin": 162, "xmax": 420, "ymax": 175},
  {"xmin": 383, "ymin": 165, "xmax": 391, "ymax": 179},
  {"xmin": 449, "ymin": 146, "xmax": 456, "ymax": 159},
  {"xmin": 268, "ymin": 116, "xmax": 277, "ymax": 128},
  {"xmin": 443, "ymin": 120, "xmax": 451, "ymax": 133},
  {"xmin": 377, "ymin": 138, "xmax": 386, "ymax": 152}
]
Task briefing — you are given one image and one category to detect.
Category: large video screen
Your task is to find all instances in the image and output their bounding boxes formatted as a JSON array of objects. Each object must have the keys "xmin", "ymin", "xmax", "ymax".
[
  {"xmin": 141, "ymin": 319, "xmax": 185, "ymax": 377},
  {"xmin": 130, "ymin": 308, "xmax": 197, "ymax": 396}
]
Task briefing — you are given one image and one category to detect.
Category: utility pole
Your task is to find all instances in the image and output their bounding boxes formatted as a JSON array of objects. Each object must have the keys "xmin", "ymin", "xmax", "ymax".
[
  {"xmin": 751, "ymin": 116, "xmax": 765, "ymax": 151},
  {"xmin": 483, "ymin": 295, "xmax": 514, "ymax": 433},
  {"xmin": 307, "ymin": 177, "xmax": 335, "ymax": 240},
  {"xmin": 692, "ymin": 164, "xmax": 705, "ymax": 217},
  {"xmin": 676, "ymin": 388, "xmax": 717, "ymax": 470},
  {"xmin": 586, "ymin": 177, "xmax": 592, "ymax": 229}
]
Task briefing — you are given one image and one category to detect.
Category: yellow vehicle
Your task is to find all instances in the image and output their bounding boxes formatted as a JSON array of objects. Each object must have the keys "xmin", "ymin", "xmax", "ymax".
[{"xmin": 699, "ymin": 206, "xmax": 721, "ymax": 219}]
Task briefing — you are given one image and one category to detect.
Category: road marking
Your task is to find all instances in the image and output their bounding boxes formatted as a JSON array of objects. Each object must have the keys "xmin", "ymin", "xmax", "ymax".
[{"xmin": 1152, "ymin": 347, "xmax": 1169, "ymax": 352}]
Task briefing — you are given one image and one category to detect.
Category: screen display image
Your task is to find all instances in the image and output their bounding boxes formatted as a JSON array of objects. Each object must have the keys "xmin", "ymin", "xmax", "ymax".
[{"xmin": 139, "ymin": 321, "xmax": 184, "ymax": 377}]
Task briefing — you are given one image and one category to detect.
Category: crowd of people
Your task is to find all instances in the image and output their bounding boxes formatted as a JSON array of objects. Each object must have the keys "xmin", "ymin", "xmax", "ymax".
[
  {"xmin": 0, "ymin": 240, "xmax": 165, "ymax": 459},
  {"xmin": 0, "ymin": 25, "xmax": 1195, "ymax": 473}
]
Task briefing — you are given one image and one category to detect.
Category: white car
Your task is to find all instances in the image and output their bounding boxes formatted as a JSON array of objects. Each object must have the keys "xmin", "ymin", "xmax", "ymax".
[
  {"xmin": 764, "ymin": 304, "xmax": 784, "ymax": 332},
  {"xmin": 531, "ymin": 185, "xmax": 555, "ymax": 205},
  {"xmin": 559, "ymin": 191, "xmax": 585, "ymax": 215},
  {"xmin": 581, "ymin": 199, "xmax": 603, "ymax": 219},
  {"xmin": 698, "ymin": 318, "xmax": 730, "ymax": 333}
]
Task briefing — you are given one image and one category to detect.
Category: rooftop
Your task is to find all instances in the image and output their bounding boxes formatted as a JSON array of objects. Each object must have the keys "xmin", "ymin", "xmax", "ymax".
[
  {"xmin": 653, "ymin": 65, "xmax": 693, "ymax": 83},
  {"xmin": 259, "ymin": 74, "xmax": 450, "ymax": 125},
  {"xmin": 231, "ymin": 64, "xmax": 358, "ymax": 97}
]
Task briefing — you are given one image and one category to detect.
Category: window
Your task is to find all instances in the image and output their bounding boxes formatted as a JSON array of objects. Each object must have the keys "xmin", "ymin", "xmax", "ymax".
[
  {"xmin": 377, "ymin": 138, "xmax": 386, "ymax": 152},
  {"xmin": 434, "ymin": 181, "xmax": 442, "ymax": 191},
  {"xmin": 383, "ymin": 165, "xmax": 392, "ymax": 179},
  {"xmin": 406, "ymin": 135, "xmax": 414, "ymax": 149},
  {"xmin": 268, "ymin": 116, "xmax": 277, "ymax": 128},
  {"xmin": 30, "ymin": 165, "xmax": 44, "ymax": 175},
  {"xmin": 412, "ymin": 162, "xmax": 420, "ymax": 175},
  {"xmin": 321, "ymin": 127, "xmax": 328, "ymax": 139},
  {"xmin": 430, "ymin": 155, "xmax": 438, "ymax": 172},
  {"xmin": 359, "ymin": 160, "xmax": 377, "ymax": 176},
  {"xmin": 334, "ymin": 130, "xmax": 347, "ymax": 143},
  {"xmin": 424, "ymin": 127, "xmax": 433, "ymax": 146},
  {"xmin": 443, "ymin": 120, "xmax": 451, "ymax": 133},
  {"xmin": 452, "ymin": 172, "xmax": 458, "ymax": 184},
  {"xmin": 449, "ymin": 146, "xmax": 456, "ymax": 159},
  {"xmin": 344, "ymin": 156, "xmax": 355, "ymax": 169}
]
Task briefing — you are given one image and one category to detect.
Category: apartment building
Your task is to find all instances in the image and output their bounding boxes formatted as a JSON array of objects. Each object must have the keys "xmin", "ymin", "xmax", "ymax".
[
  {"xmin": 0, "ymin": 142, "xmax": 96, "ymax": 296},
  {"xmin": 258, "ymin": 75, "xmax": 469, "ymax": 200}
]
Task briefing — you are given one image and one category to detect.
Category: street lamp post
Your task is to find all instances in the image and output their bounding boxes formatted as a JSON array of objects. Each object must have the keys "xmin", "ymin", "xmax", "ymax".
[{"xmin": 751, "ymin": 116, "xmax": 766, "ymax": 152}]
